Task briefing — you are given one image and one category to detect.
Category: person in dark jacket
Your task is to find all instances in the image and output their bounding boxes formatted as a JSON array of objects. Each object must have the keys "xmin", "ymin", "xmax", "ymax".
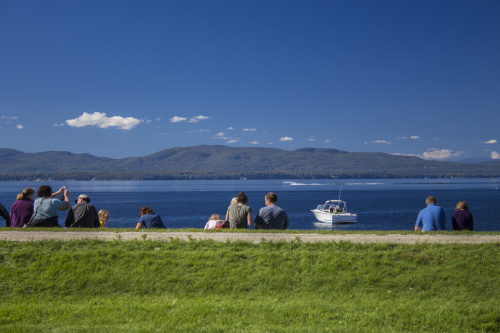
[
  {"xmin": 65, "ymin": 194, "xmax": 100, "ymax": 228},
  {"xmin": 452, "ymin": 200, "xmax": 474, "ymax": 231},
  {"xmin": 0, "ymin": 201, "xmax": 11, "ymax": 227}
]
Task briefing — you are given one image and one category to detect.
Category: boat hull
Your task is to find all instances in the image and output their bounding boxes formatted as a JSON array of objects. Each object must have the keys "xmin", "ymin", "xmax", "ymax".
[{"xmin": 311, "ymin": 210, "xmax": 357, "ymax": 223}]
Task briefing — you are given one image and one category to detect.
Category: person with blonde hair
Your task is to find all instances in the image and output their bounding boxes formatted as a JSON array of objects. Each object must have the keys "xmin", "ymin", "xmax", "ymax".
[
  {"xmin": 452, "ymin": 201, "xmax": 474, "ymax": 231},
  {"xmin": 98, "ymin": 210, "xmax": 109, "ymax": 228},
  {"xmin": 204, "ymin": 213, "xmax": 229, "ymax": 230},
  {"xmin": 135, "ymin": 206, "xmax": 166, "ymax": 229},
  {"xmin": 10, "ymin": 187, "xmax": 35, "ymax": 227}
]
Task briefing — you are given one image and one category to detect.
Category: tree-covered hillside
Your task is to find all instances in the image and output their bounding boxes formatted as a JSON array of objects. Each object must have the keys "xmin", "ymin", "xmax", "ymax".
[{"xmin": 1, "ymin": 145, "xmax": 499, "ymax": 180}]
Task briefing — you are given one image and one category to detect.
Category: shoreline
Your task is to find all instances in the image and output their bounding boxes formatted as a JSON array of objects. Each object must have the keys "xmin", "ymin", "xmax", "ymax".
[{"xmin": 0, "ymin": 231, "xmax": 499, "ymax": 244}]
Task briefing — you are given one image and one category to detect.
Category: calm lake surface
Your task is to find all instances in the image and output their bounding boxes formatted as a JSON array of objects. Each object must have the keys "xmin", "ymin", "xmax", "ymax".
[{"xmin": 1, "ymin": 179, "xmax": 499, "ymax": 231}]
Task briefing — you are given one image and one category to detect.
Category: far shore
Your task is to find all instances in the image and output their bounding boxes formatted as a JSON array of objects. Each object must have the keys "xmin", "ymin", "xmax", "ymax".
[{"xmin": 0, "ymin": 230, "xmax": 499, "ymax": 244}]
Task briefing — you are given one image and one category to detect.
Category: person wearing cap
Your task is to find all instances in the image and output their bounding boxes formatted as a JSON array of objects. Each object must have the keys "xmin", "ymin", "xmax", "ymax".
[{"xmin": 65, "ymin": 194, "xmax": 100, "ymax": 228}]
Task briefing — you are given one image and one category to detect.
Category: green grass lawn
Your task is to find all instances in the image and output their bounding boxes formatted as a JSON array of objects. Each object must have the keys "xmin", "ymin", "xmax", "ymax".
[{"xmin": 0, "ymin": 238, "xmax": 498, "ymax": 332}]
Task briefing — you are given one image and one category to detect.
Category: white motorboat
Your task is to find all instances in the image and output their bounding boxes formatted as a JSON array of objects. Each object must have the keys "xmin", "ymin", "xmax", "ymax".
[{"xmin": 311, "ymin": 200, "xmax": 357, "ymax": 223}]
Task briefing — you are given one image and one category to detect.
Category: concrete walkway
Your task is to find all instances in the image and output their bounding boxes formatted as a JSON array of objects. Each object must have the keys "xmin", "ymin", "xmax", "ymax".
[{"xmin": 1, "ymin": 231, "xmax": 499, "ymax": 244}]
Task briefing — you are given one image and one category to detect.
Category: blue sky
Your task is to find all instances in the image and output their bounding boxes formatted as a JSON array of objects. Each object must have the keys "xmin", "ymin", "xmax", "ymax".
[{"xmin": 1, "ymin": 0, "xmax": 499, "ymax": 160}]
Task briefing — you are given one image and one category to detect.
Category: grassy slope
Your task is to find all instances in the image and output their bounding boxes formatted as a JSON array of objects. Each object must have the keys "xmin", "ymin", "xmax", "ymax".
[{"xmin": 0, "ymin": 239, "xmax": 498, "ymax": 332}]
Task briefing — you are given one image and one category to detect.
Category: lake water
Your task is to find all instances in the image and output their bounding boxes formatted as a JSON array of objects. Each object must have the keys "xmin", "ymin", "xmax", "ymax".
[{"xmin": 1, "ymin": 179, "xmax": 499, "ymax": 231}]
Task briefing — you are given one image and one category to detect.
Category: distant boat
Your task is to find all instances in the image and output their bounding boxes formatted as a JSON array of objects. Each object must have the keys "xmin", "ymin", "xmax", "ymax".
[{"xmin": 311, "ymin": 200, "xmax": 357, "ymax": 224}]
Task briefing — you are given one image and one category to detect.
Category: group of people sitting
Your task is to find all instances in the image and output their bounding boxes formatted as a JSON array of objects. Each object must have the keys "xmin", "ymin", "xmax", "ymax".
[
  {"xmin": 1, "ymin": 185, "xmax": 110, "ymax": 228},
  {"xmin": 0, "ymin": 185, "xmax": 168, "ymax": 230},
  {"xmin": 0, "ymin": 187, "xmax": 473, "ymax": 232},
  {"xmin": 415, "ymin": 196, "xmax": 474, "ymax": 231},
  {"xmin": 204, "ymin": 191, "xmax": 289, "ymax": 230}
]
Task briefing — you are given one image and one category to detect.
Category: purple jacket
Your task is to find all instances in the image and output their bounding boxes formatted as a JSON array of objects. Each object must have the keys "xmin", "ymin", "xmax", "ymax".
[
  {"xmin": 452, "ymin": 210, "xmax": 474, "ymax": 231},
  {"xmin": 10, "ymin": 199, "xmax": 34, "ymax": 228}
]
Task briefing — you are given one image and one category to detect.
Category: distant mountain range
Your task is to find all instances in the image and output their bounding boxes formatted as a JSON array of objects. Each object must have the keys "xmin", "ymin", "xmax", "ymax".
[{"xmin": 1, "ymin": 145, "xmax": 499, "ymax": 180}]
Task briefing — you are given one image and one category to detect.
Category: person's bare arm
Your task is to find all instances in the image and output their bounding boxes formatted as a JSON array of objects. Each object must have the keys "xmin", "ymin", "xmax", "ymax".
[
  {"xmin": 58, "ymin": 188, "xmax": 70, "ymax": 210},
  {"xmin": 247, "ymin": 210, "xmax": 254, "ymax": 227},
  {"xmin": 51, "ymin": 186, "xmax": 66, "ymax": 198}
]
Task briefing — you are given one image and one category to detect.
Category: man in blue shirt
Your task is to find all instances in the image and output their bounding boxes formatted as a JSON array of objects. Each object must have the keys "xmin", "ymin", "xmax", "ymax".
[
  {"xmin": 254, "ymin": 192, "xmax": 289, "ymax": 230},
  {"xmin": 415, "ymin": 196, "xmax": 446, "ymax": 231}
]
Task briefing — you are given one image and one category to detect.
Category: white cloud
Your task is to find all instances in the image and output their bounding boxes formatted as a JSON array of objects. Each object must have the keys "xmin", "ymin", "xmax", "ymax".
[
  {"xmin": 410, "ymin": 136, "xmax": 420, "ymax": 139},
  {"xmin": 372, "ymin": 140, "xmax": 391, "ymax": 144},
  {"xmin": 325, "ymin": 139, "xmax": 330, "ymax": 143},
  {"xmin": 214, "ymin": 132, "xmax": 227, "ymax": 140},
  {"xmin": 243, "ymin": 128, "xmax": 256, "ymax": 132},
  {"xmin": 66, "ymin": 112, "xmax": 142, "ymax": 130},
  {"xmin": 189, "ymin": 115, "xmax": 210, "ymax": 123},
  {"xmin": 1, "ymin": 116, "xmax": 18, "ymax": 120},
  {"xmin": 16, "ymin": 125, "xmax": 23, "ymax": 130},
  {"xmin": 146, "ymin": 120, "xmax": 153, "ymax": 124},
  {"xmin": 54, "ymin": 123, "xmax": 65, "ymax": 127},
  {"xmin": 170, "ymin": 116, "xmax": 188, "ymax": 123},
  {"xmin": 491, "ymin": 151, "xmax": 500, "ymax": 159},
  {"xmin": 483, "ymin": 139, "xmax": 497, "ymax": 144},
  {"xmin": 250, "ymin": 141, "xmax": 259, "ymax": 145},
  {"xmin": 198, "ymin": 129, "xmax": 210, "ymax": 132},
  {"xmin": 226, "ymin": 127, "xmax": 235, "ymax": 130},
  {"xmin": 280, "ymin": 136, "xmax": 293, "ymax": 141},
  {"xmin": 227, "ymin": 139, "xmax": 239, "ymax": 144},
  {"xmin": 423, "ymin": 148, "xmax": 463, "ymax": 160},
  {"xmin": 307, "ymin": 136, "xmax": 315, "ymax": 142}
]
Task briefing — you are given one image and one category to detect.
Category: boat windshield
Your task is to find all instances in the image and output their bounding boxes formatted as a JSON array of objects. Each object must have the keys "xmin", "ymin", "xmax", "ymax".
[
  {"xmin": 318, "ymin": 204, "xmax": 340, "ymax": 211},
  {"xmin": 316, "ymin": 201, "xmax": 347, "ymax": 211}
]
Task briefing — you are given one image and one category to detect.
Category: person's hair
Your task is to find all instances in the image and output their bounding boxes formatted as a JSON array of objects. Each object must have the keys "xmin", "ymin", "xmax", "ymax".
[
  {"xmin": 98, "ymin": 210, "xmax": 109, "ymax": 220},
  {"xmin": 37, "ymin": 185, "xmax": 53, "ymax": 198},
  {"xmin": 455, "ymin": 200, "xmax": 470, "ymax": 212},
  {"xmin": 17, "ymin": 187, "xmax": 35, "ymax": 201},
  {"xmin": 236, "ymin": 192, "xmax": 248, "ymax": 204},
  {"xmin": 425, "ymin": 196, "xmax": 437, "ymax": 205},
  {"xmin": 230, "ymin": 197, "xmax": 237, "ymax": 205},
  {"xmin": 209, "ymin": 214, "xmax": 221, "ymax": 221},
  {"xmin": 139, "ymin": 206, "xmax": 155, "ymax": 216},
  {"xmin": 265, "ymin": 192, "xmax": 278, "ymax": 204}
]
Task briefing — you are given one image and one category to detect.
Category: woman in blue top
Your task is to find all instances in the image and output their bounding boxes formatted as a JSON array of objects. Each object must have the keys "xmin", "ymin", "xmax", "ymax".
[
  {"xmin": 135, "ymin": 206, "xmax": 166, "ymax": 229},
  {"xmin": 29, "ymin": 185, "xmax": 70, "ymax": 227}
]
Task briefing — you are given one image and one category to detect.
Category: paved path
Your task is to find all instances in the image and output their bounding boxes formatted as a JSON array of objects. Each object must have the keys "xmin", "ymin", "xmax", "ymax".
[{"xmin": 0, "ymin": 231, "xmax": 498, "ymax": 244}]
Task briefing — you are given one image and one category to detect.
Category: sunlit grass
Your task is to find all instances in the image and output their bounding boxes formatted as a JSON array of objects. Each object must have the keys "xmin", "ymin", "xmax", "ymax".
[{"xmin": 0, "ymin": 239, "xmax": 498, "ymax": 332}]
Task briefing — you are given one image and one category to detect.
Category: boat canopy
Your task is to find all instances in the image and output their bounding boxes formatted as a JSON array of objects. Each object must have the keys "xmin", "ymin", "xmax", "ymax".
[{"xmin": 315, "ymin": 200, "xmax": 348, "ymax": 212}]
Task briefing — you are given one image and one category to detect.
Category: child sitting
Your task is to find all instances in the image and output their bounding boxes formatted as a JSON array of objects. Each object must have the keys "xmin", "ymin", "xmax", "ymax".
[{"xmin": 98, "ymin": 210, "xmax": 109, "ymax": 228}]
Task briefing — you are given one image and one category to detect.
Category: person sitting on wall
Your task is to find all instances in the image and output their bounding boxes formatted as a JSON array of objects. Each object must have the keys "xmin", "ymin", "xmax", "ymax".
[
  {"xmin": 65, "ymin": 194, "xmax": 100, "ymax": 228},
  {"xmin": 136, "ymin": 206, "xmax": 166, "ymax": 229}
]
